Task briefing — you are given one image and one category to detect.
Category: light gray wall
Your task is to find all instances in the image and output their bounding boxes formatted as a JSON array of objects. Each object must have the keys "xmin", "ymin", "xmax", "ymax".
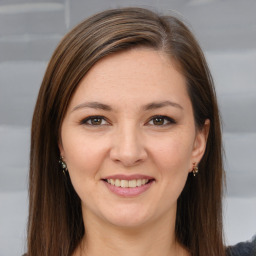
[{"xmin": 0, "ymin": 1, "xmax": 255, "ymax": 255}]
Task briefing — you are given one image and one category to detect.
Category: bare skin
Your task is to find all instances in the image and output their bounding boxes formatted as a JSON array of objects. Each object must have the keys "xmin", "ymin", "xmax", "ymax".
[
  {"xmin": 73, "ymin": 207, "xmax": 191, "ymax": 256},
  {"xmin": 60, "ymin": 48, "xmax": 209, "ymax": 256}
]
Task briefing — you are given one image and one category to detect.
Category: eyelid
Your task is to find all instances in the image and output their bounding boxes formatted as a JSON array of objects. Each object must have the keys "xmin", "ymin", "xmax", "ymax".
[
  {"xmin": 147, "ymin": 115, "xmax": 176, "ymax": 126},
  {"xmin": 79, "ymin": 115, "xmax": 176, "ymax": 127},
  {"xmin": 79, "ymin": 115, "xmax": 109, "ymax": 126}
]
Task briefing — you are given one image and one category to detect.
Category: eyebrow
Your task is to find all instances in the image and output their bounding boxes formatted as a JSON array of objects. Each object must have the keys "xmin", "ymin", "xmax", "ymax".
[
  {"xmin": 142, "ymin": 101, "xmax": 183, "ymax": 111},
  {"xmin": 71, "ymin": 100, "xmax": 183, "ymax": 112},
  {"xmin": 72, "ymin": 102, "xmax": 113, "ymax": 112}
]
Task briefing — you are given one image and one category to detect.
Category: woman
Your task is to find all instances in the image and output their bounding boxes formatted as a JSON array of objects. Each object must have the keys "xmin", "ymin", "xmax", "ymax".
[{"xmin": 26, "ymin": 7, "xmax": 241, "ymax": 256}]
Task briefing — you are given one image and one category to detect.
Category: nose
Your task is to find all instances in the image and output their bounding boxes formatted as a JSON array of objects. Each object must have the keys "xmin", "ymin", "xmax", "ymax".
[{"xmin": 109, "ymin": 123, "xmax": 148, "ymax": 167}]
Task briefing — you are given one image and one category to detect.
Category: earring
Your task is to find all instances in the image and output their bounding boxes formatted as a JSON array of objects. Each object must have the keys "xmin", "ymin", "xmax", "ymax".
[
  {"xmin": 59, "ymin": 156, "xmax": 68, "ymax": 174},
  {"xmin": 192, "ymin": 162, "xmax": 198, "ymax": 177}
]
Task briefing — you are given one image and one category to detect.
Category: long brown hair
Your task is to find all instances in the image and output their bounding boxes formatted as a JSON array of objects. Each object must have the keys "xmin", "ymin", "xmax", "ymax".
[{"xmin": 27, "ymin": 7, "xmax": 225, "ymax": 256}]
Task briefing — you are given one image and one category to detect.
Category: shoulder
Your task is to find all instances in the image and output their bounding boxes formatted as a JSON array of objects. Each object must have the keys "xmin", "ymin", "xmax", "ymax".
[{"xmin": 226, "ymin": 235, "xmax": 256, "ymax": 256}]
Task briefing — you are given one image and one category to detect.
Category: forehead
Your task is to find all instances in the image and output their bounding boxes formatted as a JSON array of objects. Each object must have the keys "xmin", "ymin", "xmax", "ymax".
[{"xmin": 68, "ymin": 48, "xmax": 189, "ymax": 110}]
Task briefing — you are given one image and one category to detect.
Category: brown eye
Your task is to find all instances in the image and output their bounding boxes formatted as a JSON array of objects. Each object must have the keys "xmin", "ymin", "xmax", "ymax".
[
  {"xmin": 80, "ymin": 116, "xmax": 108, "ymax": 126},
  {"xmin": 90, "ymin": 118, "xmax": 102, "ymax": 125},
  {"xmin": 153, "ymin": 117, "xmax": 165, "ymax": 125},
  {"xmin": 148, "ymin": 115, "xmax": 176, "ymax": 126}
]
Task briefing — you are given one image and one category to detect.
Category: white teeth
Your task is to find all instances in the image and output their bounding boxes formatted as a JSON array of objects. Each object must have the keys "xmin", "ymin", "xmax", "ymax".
[
  {"xmin": 106, "ymin": 179, "xmax": 150, "ymax": 188},
  {"xmin": 115, "ymin": 179, "xmax": 120, "ymax": 187},
  {"xmin": 136, "ymin": 179, "xmax": 142, "ymax": 186},
  {"xmin": 129, "ymin": 180, "xmax": 137, "ymax": 188},
  {"xmin": 120, "ymin": 180, "xmax": 128, "ymax": 188}
]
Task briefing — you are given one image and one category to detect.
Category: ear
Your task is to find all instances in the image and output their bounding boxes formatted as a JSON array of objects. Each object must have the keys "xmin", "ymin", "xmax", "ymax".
[
  {"xmin": 190, "ymin": 119, "xmax": 210, "ymax": 171},
  {"xmin": 58, "ymin": 138, "xmax": 65, "ymax": 157}
]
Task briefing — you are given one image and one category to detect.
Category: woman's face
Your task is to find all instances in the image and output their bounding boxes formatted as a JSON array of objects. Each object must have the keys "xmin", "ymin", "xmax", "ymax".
[{"xmin": 59, "ymin": 48, "xmax": 208, "ymax": 228}]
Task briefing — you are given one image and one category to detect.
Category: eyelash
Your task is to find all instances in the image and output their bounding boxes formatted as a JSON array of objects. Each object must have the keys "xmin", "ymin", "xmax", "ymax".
[{"xmin": 79, "ymin": 115, "xmax": 176, "ymax": 127}]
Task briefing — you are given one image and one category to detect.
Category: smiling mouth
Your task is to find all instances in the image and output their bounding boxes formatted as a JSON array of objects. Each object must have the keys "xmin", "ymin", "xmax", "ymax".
[{"xmin": 103, "ymin": 179, "xmax": 154, "ymax": 188}]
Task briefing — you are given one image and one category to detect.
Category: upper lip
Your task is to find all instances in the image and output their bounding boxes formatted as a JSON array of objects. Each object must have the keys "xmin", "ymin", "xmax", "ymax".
[{"xmin": 102, "ymin": 174, "xmax": 155, "ymax": 181}]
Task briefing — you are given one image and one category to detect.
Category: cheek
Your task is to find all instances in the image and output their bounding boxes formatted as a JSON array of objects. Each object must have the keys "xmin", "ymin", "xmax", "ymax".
[
  {"xmin": 62, "ymin": 134, "xmax": 109, "ymax": 202},
  {"xmin": 143, "ymin": 135, "xmax": 193, "ymax": 215},
  {"xmin": 62, "ymin": 130, "xmax": 109, "ymax": 179},
  {"xmin": 151, "ymin": 135, "xmax": 193, "ymax": 174}
]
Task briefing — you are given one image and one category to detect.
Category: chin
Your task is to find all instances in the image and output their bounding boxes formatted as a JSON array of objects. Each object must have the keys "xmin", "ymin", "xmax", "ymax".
[
  {"xmin": 99, "ymin": 204, "xmax": 153, "ymax": 228},
  {"xmin": 107, "ymin": 215, "xmax": 150, "ymax": 229}
]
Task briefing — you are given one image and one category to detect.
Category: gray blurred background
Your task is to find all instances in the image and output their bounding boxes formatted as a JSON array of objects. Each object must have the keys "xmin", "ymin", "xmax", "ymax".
[{"xmin": 0, "ymin": 0, "xmax": 255, "ymax": 255}]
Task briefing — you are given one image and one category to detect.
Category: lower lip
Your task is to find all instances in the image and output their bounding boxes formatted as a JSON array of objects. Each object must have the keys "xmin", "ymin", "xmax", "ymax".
[{"xmin": 103, "ymin": 180, "xmax": 154, "ymax": 197}]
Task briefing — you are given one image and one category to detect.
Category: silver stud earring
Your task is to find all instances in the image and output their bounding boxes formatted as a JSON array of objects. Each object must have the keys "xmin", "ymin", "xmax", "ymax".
[{"xmin": 59, "ymin": 156, "xmax": 68, "ymax": 174}]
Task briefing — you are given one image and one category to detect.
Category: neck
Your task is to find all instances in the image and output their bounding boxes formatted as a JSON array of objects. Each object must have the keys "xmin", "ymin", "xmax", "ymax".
[{"xmin": 75, "ymin": 209, "xmax": 189, "ymax": 256}]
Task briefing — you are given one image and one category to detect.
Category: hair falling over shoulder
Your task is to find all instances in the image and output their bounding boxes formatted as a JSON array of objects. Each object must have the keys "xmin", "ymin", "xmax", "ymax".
[{"xmin": 27, "ymin": 7, "xmax": 226, "ymax": 256}]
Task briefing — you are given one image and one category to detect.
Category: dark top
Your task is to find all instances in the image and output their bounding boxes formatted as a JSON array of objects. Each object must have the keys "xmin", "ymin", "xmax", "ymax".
[{"xmin": 226, "ymin": 235, "xmax": 256, "ymax": 256}]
